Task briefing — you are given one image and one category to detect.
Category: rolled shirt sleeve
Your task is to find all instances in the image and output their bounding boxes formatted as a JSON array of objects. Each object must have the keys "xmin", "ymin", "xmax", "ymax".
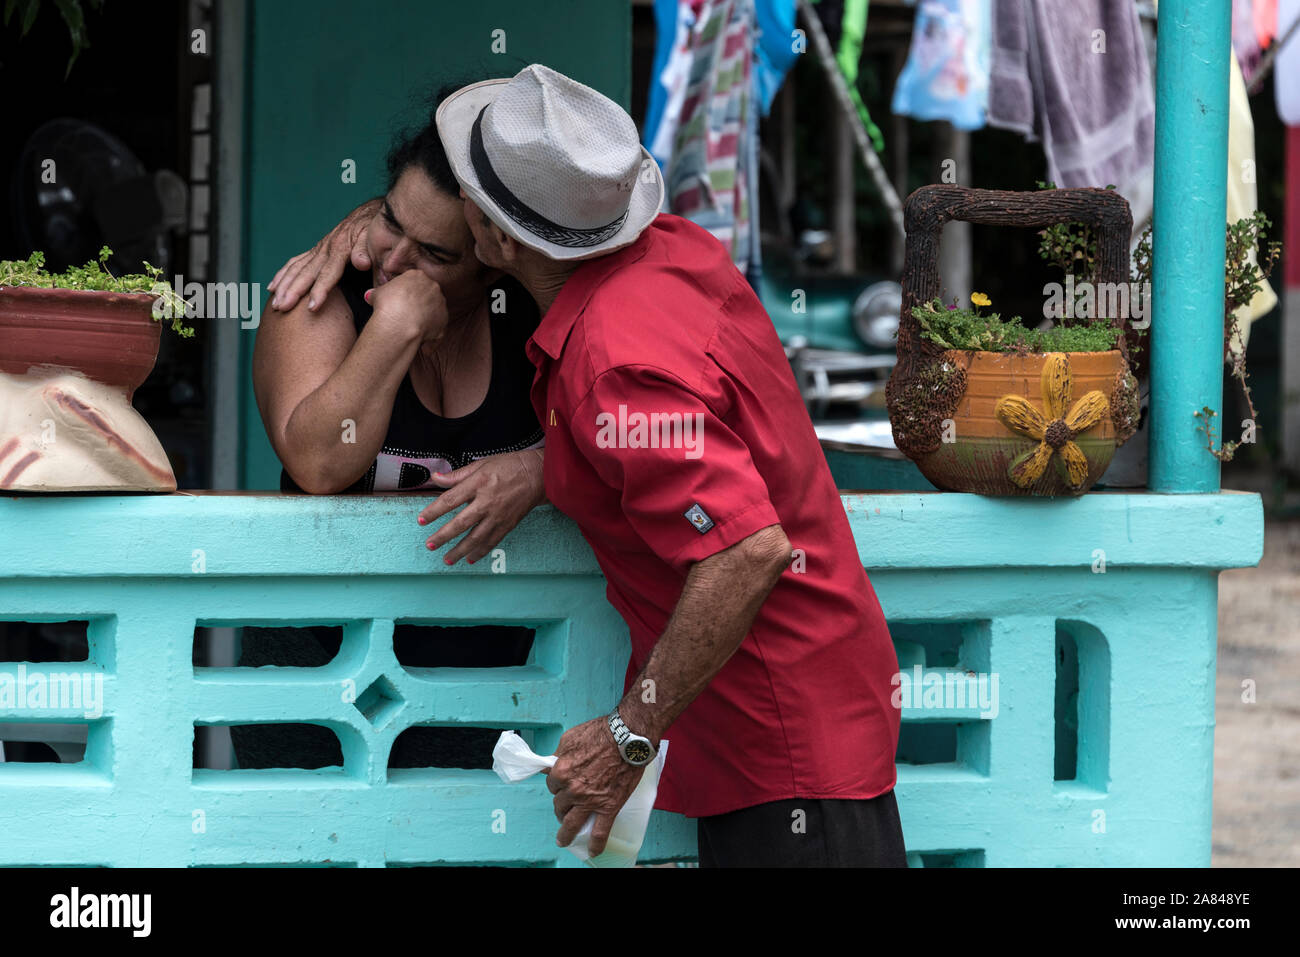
[{"xmin": 568, "ymin": 363, "xmax": 782, "ymax": 575}]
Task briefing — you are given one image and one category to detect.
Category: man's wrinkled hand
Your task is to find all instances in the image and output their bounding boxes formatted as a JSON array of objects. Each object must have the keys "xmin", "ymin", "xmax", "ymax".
[
  {"xmin": 542, "ymin": 717, "xmax": 644, "ymax": 856},
  {"xmin": 417, "ymin": 449, "xmax": 545, "ymax": 565},
  {"xmin": 268, "ymin": 198, "xmax": 382, "ymax": 312}
]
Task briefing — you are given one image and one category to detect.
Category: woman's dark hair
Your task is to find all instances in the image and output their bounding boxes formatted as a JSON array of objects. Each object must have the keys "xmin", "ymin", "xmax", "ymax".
[{"xmin": 385, "ymin": 82, "xmax": 472, "ymax": 197}]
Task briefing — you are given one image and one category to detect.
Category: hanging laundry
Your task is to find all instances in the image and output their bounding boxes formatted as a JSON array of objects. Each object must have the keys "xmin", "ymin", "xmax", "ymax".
[
  {"xmin": 651, "ymin": 0, "xmax": 763, "ymax": 277},
  {"xmin": 1233, "ymin": 0, "xmax": 1265, "ymax": 84},
  {"xmin": 1278, "ymin": 0, "xmax": 1300, "ymax": 124},
  {"xmin": 1129, "ymin": 1, "xmax": 1159, "ymax": 244},
  {"xmin": 645, "ymin": 0, "xmax": 796, "ymax": 169},
  {"xmin": 987, "ymin": 0, "xmax": 1154, "ymax": 206},
  {"xmin": 1254, "ymin": 0, "xmax": 1279, "ymax": 51},
  {"xmin": 644, "ymin": 0, "xmax": 703, "ymax": 172},
  {"xmin": 754, "ymin": 0, "xmax": 799, "ymax": 114},
  {"xmin": 1113, "ymin": 0, "xmax": 1276, "ymax": 353},
  {"xmin": 891, "ymin": 0, "xmax": 992, "ymax": 131},
  {"xmin": 814, "ymin": 0, "xmax": 885, "ymax": 151}
]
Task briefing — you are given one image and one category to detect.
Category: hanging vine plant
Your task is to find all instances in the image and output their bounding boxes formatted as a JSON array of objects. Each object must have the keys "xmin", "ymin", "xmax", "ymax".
[{"xmin": 1194, "ymin": 211, "xmax": 1283, "ymax": 461}]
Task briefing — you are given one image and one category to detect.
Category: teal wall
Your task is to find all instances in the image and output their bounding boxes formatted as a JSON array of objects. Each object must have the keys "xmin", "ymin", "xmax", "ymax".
[{"xmin": 237, "ymin": 0, "xmax": 632, "ymax": 489}]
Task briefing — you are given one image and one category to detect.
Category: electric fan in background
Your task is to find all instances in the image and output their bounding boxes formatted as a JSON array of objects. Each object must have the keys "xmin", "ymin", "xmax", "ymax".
[{"xmin": 10, "ymin": 117, "xmax": 187, "ymax": 275}]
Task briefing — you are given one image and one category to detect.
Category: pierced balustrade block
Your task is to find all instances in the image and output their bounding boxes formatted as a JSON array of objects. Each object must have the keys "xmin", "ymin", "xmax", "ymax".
[
  {"xmin": 1054, "ymin": 619, "xmax": 1111, "ymax": 793},
  {"xmin": 353, "ymin": 675, "xmax": 404, "ymax": 730},
  {"xmin": 891, "ymin": 620, "xmax": 994, "ymax": 776}
]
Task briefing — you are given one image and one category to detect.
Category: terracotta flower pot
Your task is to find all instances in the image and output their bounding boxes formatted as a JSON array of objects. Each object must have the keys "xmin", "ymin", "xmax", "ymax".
[
  {"xmin": 912, "ymin": 349, "xmax": 1129, "ymax": 497},
  {"xmin": 0, "ymin": 286, "xmax": 162, "ymax": 397},
  {"xmin": 0, "ymin": 286, "xmax": 176, "ymax": 492}
]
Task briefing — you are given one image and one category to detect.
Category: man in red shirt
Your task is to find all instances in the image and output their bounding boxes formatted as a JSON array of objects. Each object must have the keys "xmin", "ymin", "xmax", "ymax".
[
  {"xmin": 433, "ymin": 65, "xmax": 905, "ymax": 867},
  {"xmin": 270, "ymin": 64, "xmax": 905, "ymax": 867}
]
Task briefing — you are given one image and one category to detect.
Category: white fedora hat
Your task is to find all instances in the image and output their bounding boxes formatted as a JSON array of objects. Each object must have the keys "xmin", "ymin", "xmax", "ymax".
[{"xmin": 436, "ymin": 64, "xmax": 665, "ymax": 262}]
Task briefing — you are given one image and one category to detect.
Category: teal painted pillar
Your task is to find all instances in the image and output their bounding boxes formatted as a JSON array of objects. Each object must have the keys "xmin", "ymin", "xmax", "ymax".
[{"xmin": 1148, "ymin": 0, "xmax": 1231, "ymax": 492}]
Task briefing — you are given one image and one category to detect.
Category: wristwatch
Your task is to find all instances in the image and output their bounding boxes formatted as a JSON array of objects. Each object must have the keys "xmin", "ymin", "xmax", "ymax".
[{"xmin": 607, "ymin": 707, "xmax": 656, "ymax": 766}]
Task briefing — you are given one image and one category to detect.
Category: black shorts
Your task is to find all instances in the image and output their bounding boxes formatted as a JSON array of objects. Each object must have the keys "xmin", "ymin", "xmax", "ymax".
[{"xmin": 696, "ymin": 790, "xmax": 907, "ymax": 867}]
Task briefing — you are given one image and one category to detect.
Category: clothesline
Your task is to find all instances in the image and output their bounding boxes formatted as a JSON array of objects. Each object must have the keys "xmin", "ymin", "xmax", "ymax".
[{"xmin": 1247, "ymin": 9, "xmax": 1300, "ymax": 93}]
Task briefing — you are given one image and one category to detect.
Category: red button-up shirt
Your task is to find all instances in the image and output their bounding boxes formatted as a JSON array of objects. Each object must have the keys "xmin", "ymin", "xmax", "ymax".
[{"xmin": 525, "ymin": 214, "xmax": 899, "ymax": 818}]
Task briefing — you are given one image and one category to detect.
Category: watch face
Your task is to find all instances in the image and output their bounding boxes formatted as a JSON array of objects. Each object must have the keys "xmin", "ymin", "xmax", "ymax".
[{"xmin": 624, "ymin": 739, "xmax": 653, "ymax": 765}]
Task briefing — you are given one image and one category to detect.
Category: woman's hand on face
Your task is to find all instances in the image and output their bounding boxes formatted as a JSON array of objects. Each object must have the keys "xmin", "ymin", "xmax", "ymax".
[
  {"xmin": 417, "ymin": 449, "xmax": 546, "ymax": 565},
  {"xmin": 366, "ymin": 270, "xmax": 450, "ymax": 347},
  {"xmin": 267, "ymin": 198, "xmax": 382, "ymax": 312}
]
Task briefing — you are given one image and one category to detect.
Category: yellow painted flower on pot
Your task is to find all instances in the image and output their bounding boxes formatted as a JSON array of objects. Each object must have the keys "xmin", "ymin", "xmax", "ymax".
[{"xmin": 993, "ymin": 353, "xmax": 1109, "ymax": 489}]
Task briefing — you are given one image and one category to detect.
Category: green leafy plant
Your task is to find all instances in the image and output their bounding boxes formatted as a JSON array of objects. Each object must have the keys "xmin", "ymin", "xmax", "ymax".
[
  {"xmin": 1129, "ymin": 211, "xmax": 1279, "ymax": 462},
  {"xmin": 1033, "ymin": 180, "xmax": 1140, "ymax": 359},
  {"xmin": 0, "ymin": 246, "xmax": 194, "ymax": 337},
  {"xmin": 913, "ymin": 294, "xmax": 1121, "ymax": 355},
  {"xmin": 1030, "ymin": 185, "xmax": 1283, "ymax": 462},
  {"xmin": 916, "ymin": 182, "xmax": 1131, "ymax": 359},
  {"xmin": 1035, "ymin": 180, "xmax": 1114, "ymax": 281},
  {"xmin": 1210, "ymin": 210, "xmax": 1284, "ymax": 459},
  {"xmin": 3, "ymin": 0, "xmax": 103, "ymax": 77}
]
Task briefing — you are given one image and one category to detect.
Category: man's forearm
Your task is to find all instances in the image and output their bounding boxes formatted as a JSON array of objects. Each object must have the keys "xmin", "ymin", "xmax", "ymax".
[{"xmin": 616, "ymin": 524, "xmax": 792, "ymax": 744}]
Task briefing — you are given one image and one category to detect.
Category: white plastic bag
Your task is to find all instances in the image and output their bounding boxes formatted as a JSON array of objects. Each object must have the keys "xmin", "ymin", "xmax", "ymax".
[{"xmin": 491, "ymin": 730, "xmax": 668, "ymax": 867}]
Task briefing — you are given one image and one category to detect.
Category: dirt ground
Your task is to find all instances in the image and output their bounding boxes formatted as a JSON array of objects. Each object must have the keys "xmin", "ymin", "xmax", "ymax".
[{"xmin": 1212, "ymin": 518, "xmax": 1300, "ymax": 867}]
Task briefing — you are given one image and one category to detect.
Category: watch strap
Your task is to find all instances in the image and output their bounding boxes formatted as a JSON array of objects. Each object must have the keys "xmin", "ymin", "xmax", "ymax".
[{"xmin": 608, "ymin": 707, "xmax": 655, "ymax": 765}]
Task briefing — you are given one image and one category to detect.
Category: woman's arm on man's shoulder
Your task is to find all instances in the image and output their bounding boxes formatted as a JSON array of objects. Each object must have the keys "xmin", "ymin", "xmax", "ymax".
[{"xmin": 267, "ymin": 198, "xmax": 382, "ymax": 312}]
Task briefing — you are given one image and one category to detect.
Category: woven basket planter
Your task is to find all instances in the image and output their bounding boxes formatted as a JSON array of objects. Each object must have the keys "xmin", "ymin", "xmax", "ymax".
[{"xmin": 886, "ymin": 185, "xmax": 1141, "ymax": 497}]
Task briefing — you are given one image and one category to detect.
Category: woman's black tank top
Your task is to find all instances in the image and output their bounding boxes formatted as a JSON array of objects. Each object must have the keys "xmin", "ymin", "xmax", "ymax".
[{"xmin": 279, "ymin": 265, "xmax": 543, "ymax": 492}]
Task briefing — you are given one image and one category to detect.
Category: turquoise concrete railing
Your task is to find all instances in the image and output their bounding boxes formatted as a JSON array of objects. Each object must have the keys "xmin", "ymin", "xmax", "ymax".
[{"xmin": 0, "ymin": 490, "xmax": 1262, "ymax": 866}]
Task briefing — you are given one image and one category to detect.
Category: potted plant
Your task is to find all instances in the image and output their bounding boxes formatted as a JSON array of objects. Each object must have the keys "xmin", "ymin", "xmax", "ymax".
[
  {"xmin": 886, "ymin": 185, "xmax": 1141, "ymax": 497},
  {"xmin": 0, "ymin": 247, "xmax": 191, "ymax": 492}
]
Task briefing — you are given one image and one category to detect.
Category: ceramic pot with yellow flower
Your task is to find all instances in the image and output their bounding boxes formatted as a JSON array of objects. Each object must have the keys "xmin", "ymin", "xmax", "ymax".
[
  {"xmin": 886, "ymin": 184, "xmax": 1141, "ymax": 497},
  {"xmin": 909, "ymin": 349, "xmax": 1129, "ymax": 496}
]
